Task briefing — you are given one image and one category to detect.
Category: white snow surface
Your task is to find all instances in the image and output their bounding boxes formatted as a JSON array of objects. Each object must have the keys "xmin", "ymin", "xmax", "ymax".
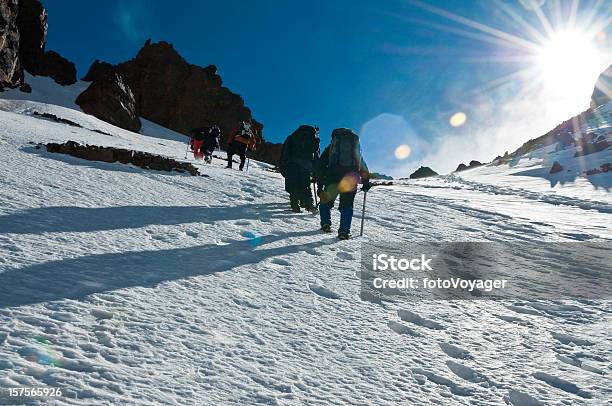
[{"xmin": 0, "ymin": 83, "xmax": 610, "ymax": 405}]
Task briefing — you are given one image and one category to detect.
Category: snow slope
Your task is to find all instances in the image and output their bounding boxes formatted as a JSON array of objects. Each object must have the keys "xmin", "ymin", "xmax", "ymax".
[{"xmin": 0, "ymin": 83, "xmax": 611, "ymax": 405}]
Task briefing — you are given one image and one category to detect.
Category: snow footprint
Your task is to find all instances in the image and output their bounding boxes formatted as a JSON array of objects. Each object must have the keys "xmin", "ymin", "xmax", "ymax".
[
  {"xmin": 504, "ymin": 389, "xmax": 544, "ymax": 406},
  {"xmin": 411, "ymin": 368, "xmax": 473, "ymax": 396},
  {"xmin": 309, "ymin": 284, "xmax": 341, "ymax": 300},
  {"xmin": 439, "ymin": 342, "xmax": 473, "ymax": 360},
  {"xmin": 445, "ymin": 360, "xmax": 492, "ymax": 385},
  {"xmin": 336, "ymin": 251, "xmax": 354, "ymax": 261},
  {"xmin": 555, "ymin": 354, "xmax": 605, "ymax": 375},
  {"xmin": 271, "ymin": 258, "xmax": 292, "ymax": 267},
  {"xmin": 387, "ymin": 321, "xmax": 421, "ymax": 337},
  {"xmin": 91, "ymin": 309, "xmax": 114, "ymax": 320},
  {"xmin": 185, "ymin": 230, "xmax": 199, "ymax": 238},
  {"xmin": 551, "ymin": 332, "xmax": 593, "ymax": 347},
  {"xmin": 533, "ymin": 371, "xmax": 592, "ymax": 399},
  {"xmin": 398, "ymin": 310, "xmax": 444, "ymax": 330},
  {"xmin": 496, "ymin": 314, "xmax": 529, "ymax": 325}
]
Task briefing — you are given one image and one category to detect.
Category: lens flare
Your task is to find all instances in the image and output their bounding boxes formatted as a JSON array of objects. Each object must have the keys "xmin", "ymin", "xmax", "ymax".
[
  {"xmin": 394, "ymin": 144, "xmax": 412, "ymax": 160},
  {"xmin": 338, "ymin": 173, "xmax": 359, "ymax": 193},
  {"xmin": 450, "ymin": 112, "xmax": 467, "ymax": 127},
  {"xmin": 242, "ymin": 231, "xmax": 262, "ymax": 248},
  {"xmin": 596, "ymin": 31, "xmax": 606, "ymax": 42}
]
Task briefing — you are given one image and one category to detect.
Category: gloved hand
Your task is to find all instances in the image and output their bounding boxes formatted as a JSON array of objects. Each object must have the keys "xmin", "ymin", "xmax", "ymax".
[
  {"xmin": 317, "ymin": 185, "xmax": 324, "ymax": 197},
  {"xmin": 361, "ymin": 180, "xmax": 373, "ymax": 192}
]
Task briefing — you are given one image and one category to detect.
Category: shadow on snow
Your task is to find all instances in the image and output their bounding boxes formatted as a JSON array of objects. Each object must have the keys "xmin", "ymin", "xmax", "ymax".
[
  {"xmin": 0, "ymin": 229, "xmax": 329, "ymax": 308},
  {"xmin": 0, "ymin": 203, "xmax": 295, "ymax": 234}
]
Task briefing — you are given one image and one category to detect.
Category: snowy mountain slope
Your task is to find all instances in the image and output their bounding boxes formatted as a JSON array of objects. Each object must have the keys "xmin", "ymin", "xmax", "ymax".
[{"xmin": 0, "ymin": 88, "xmax": 611, "ymax": 404}]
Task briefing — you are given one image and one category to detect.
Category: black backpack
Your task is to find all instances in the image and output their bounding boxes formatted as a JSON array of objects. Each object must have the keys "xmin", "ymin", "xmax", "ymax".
[
  {"xmin": 328, "ymin": 128, "xmax": 360, "ymax": 170},
  {"xmin": 292, "ymin": 125, "xmax": 319, "ymax": 157},
  {"xmin": 209, "ymin": 126, "xmax": 221, "ymax": 140},
  {"xmin": 192, "ymin": 127, "xmax": 210, "ymax": 141}
]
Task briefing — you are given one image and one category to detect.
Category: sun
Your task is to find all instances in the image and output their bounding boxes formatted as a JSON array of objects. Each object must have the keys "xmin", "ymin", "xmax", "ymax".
[{"xmin": 534, "ymin": 29, "xmax": 604, "ymax": 99}]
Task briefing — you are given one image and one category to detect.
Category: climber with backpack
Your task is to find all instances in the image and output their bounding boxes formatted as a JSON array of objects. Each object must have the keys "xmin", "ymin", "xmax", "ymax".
[
  {"xmin": 316, "ymin": 128, "xmax": 371, "ymax": 240},
  {"xmin": 227, "ymin": 120, "xmax": 256, "ymax": 170},
  {"xmin": 203, "ymin": 125, "xmax": 221, "ymax": 164},
  {"xmin": 190, "ymin": 126, "xmax": 221, "ymax": 162},
  {"xmin": 279, "ymin": 125, "xmax": 320, "ymax": 213},
  {"xmin": 190, "ymin": 127, "xmax": 207, "ymax": 160}
]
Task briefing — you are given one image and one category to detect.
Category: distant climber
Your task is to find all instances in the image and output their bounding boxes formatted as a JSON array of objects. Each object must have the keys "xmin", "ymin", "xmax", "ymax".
[
  {"xmin": 203, "ymin": 126, "xmax": 221, "ymax": 163},
  {"xmin": 316, "ymin": 128, "xmax": 370, "ymax": 240},
  {"xmin": 191, "ymin": 126, "xmax": 221, "ymax": 162},
  {"xmin": 279, "ymin": 125, "xmax": 320, "ymax": 213},
  {"xmin": 227, "ymin": 120, "xmax": 257, "ymax": 170},
  {"xmin": 190, "ymin": 128, "xmax": 206, "ymax": 160}
]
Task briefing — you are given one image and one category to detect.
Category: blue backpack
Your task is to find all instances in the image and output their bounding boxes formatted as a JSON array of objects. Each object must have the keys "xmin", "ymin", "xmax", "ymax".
[{"xmin": 328, "ymin": 128, "xmax": 361, "ymax": 170}]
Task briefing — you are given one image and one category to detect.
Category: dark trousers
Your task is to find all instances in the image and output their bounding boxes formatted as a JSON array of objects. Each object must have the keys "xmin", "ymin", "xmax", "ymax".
[
  {"xmin": 285, "ymin": 166, "xmax": 314, "ymax": 209},
  {"xmin": 227, "ymin": 141, "xmax": 247, "ymax": 169},
  {"xmin": 319, "ymin": 183, "xmax": 357, "ymax": 234}
]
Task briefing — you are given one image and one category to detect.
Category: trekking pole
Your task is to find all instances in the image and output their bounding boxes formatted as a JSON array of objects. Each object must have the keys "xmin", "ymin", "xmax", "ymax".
[
  {"xmin": 360, "ymin": 190, "xmax": 368, "ymax": 237},
  {"xmin": 246, "ymin": 157, "xmax": 250, "ymax": 171},
  {"xmin": 184, "ymin": 137, "xmax": 191, "ymax": 159}
]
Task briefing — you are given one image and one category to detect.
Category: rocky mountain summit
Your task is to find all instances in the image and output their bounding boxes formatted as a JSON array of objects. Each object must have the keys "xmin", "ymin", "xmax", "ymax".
[
  {"xmin": 77, "ymin": 40, "xmax": 283, "ymax": 165},
  {"xmin": 0, "ymin": 0, "xmax": 76, "ymax": 91}
]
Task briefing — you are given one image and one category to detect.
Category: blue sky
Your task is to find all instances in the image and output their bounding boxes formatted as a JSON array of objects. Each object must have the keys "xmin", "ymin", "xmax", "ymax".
[{"xmin": 44, "ymin": 0, "xmax": 610, "ymax": 175}]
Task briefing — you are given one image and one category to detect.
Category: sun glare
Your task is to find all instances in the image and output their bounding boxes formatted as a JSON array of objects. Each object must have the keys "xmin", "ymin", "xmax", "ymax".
[
  {"xmin": 535, "ymin": 30, "xmax": 603, "ymax": 98},
  {"xmin": 449, "ymin": 112, "xmax": 467, "ymax": 127}
]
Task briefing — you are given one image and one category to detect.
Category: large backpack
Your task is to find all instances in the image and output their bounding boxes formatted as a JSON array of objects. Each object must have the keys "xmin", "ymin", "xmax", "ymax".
[
  {"xmin": 209, "ymin": 126, "xmax": 221, "ymax": 140},
  {"xmin": 328, "ymin": 128, "xmax": 360, "ymax": 170},
  {"xmin": 192, "ymin": 126, "xmax": 210, "ymax": 141},
  {"xmin": 292, "ymin": 125, "xmax": 319, "ymax": 158},
  {"xmin": 238, "ymin": 121, "xmax": 253, "ymax": 139}
]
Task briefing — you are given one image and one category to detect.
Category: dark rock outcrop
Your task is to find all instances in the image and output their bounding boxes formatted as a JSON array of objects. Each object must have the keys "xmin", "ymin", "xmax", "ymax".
[
  {"xmin": 16, "ymin": 0, "xmax": 46, "ymax": 73},
  {"xmin": 455, "ymin": 160, "xmax": 483, "ymax": 172},
  {"xmin": 549, "ymin": 161, "xmax": 563, "ymax": 174},
  {"xmin": 409, "ymin": 166, "xmax": 438, "ymax": 179},
  {"xmin": 0, "ymin": 0, "xmax": 23, "ymax": 90},
  {"xmin": 370, "ymin": 172, "xmax": 393, "ymax": 180},
  {"xmin": 591, "ymin": 64, "xmax": 612, "ymax": 108},
  {"xmin": 46, "ymin": 141, "xmax": 201, "ymax": 176},
  {"xmin": 82, "ymin": 59, "xmax": 113, "ymax": 81},
  {"xmin": 76, "ymin": 71, "xmax": 141, "ymax": 132},
  {"xmin": 574, "ymin": 139, "xmax": 610, "ymax": 157},
  {"xmin": 585, "ymin": 163, "xmax": 610, "ymax": 176},
  {"xmin": 15, "ymin": 0, "xmax": 76, "ymax": 85},
  {"xmin": 455, "ymin": 163, "xmax": 468, "ymax": 172},
  {"xmin": 33, "ymin": 111, "xmax": 80, "ymax": 127},
  {"xmin": 37, "ymin": 50, "xmax": 77, "ymax": 85},
  {"xmin": 114, "ymin": 40, "xmax": 260, "ymax": 141},
  {"xmin": 249, "ymin": 141, "xmax": 283, "ymax": 168}
]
